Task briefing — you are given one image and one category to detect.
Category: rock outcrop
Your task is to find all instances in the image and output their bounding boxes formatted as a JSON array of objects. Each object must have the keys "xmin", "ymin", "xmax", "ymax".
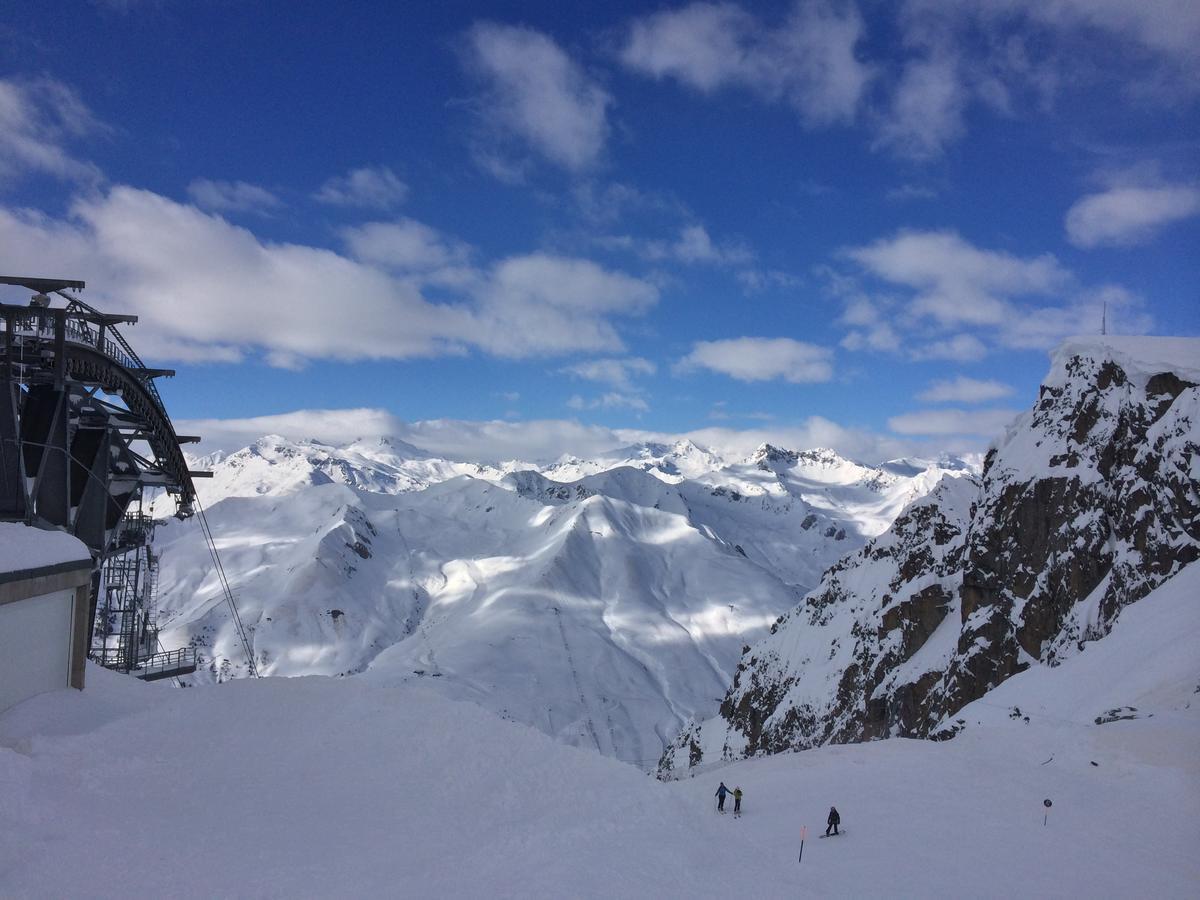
[{"xmin": 661, "ymin": 336, "xmax": 1200, "ymax": 774}]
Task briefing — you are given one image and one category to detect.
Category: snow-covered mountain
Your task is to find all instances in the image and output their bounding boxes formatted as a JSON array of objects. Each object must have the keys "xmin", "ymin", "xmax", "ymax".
[
  {"xmin": 150, "ymin": 434, "xmax": 970, "ymax": 766},
  {"xmin": 661, "ymin": 336, "xmax": 1200, "ymax": 774}
]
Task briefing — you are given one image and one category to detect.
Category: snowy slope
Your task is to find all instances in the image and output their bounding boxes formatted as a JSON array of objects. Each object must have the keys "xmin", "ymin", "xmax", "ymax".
[
  {"xmin": 663, "ymin": 336, "xmax": 1200, "ymax": 771},
  {"xmin": 1, "ymin": 624, "xmax": 1195, "ymax": 899},
  {"xmin": 150, "ymin": 435, "xmax": 967, "ymax": 765}
]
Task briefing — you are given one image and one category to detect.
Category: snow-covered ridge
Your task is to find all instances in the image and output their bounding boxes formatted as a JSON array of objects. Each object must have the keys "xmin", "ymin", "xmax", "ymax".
[
  {"xmin": 1044, "ymin": 335, "xmax": 1200, "ymax": 390},
  {"xmin": 151, "ymin": 432, "xmax": 970, "ymax": 767},
  {"xmin": 662, "ymin": 335, "xmax": 1200, "ymax": 773}
]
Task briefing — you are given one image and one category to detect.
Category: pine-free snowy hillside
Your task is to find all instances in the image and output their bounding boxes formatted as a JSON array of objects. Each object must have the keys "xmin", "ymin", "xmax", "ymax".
[
  {"xmin": 150, "ymin": 436, "xmax": 967, "ymax": 766},
  {"xmin": 2, "ymin": 559, "xmax": 1196, "ymax": 900},
  {"xmin": 663, "ymin": 336, "xmax": 1200, "ymax": 772}
]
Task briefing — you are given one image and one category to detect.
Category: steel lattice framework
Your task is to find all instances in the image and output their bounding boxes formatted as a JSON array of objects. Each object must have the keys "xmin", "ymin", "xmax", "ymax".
[{"xmin": 1, "ymin": 275, "xmax": 206, "ymax": 676}]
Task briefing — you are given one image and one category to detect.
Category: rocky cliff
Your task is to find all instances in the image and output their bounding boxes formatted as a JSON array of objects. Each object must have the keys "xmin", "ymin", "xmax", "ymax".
[{"xmin": 661, "ymin": 336, "xmax": 1200, "ymax": 774}]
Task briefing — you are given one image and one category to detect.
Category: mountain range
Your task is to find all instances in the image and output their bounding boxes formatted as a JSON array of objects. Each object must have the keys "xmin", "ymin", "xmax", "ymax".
[{"xmin": 152, "ymin": 435, "xmax": 972, "ymax": 767}]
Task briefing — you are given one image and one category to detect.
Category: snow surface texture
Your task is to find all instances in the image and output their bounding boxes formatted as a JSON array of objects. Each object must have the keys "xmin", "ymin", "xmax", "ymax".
[
  {"xmin": 664, "ymin": 336, "xmax": 1200, "ymax": 771},
  {"xmin": 1, "ymin": 560, "xmax": 1196, "ymax": 898},
  {"xmin": 148, "ymin": 438, "xmax": 968, "ymax": 767},
  {"xmin": 0, "ymin": 522, "xmax": 90, "ymax": 573}
]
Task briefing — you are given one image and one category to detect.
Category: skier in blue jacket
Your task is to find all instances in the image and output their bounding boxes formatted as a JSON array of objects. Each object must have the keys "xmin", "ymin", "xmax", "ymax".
[{"xmin": 715, "ymin": 782, "xmax": 730, "ymax": 813}]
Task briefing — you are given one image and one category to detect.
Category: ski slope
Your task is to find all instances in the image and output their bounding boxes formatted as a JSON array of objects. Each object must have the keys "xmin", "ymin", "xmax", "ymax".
[{"xmin": 1, "ymin": 564, "xmax": 1196, "ymax": 897}]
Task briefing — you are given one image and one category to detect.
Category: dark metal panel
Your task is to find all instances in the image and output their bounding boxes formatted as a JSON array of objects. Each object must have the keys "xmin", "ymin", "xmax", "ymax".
[
  {"xmin": 0, "ymin": 380, "xmax": 24, "ymax": 519},
  {"xmin": 71, "ymin": 426, "xmax": 110, "ymax": 551},
  {"xmin": 32, "ymin": 387, "xmax": 71, "ymax": 528}
]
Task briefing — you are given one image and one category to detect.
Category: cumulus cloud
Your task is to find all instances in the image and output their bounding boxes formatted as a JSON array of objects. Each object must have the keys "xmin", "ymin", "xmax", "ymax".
[
  {"xmin": 314, "ymin": 166, "xmax": 409, "ymax": 209},
  {"xmin": 887, "ymin": 406, "xmax": 1020, "ymax": 436},
  {"xmin": 917, "ymin": 376, "xmax": 1014, "ymax": 404},
  {"xmin": 676, "ymin": 337, "xmax": 834, "ymax": 383},
  {"xmin": 341, "ymin": 218, "xmax": 472, "ymax": 273},
  {"xmin": 559, "ymin": 357, "xmax": 656, "ymax": 390},
  {"xmin": 472, "ymin": 254, "xmax": 659, "ymax": 358},
  {"xmin": 620, "ymin": 1, "xmax": 873, "ymax": 126},
  {"xmin": 464, "ymin": 22, "xmax": 611, "ymax": 172},
  {"xmin": 845, "ymin": 229, "xmax": 1069, "ymax": 327},
  {"xmin": 1065, "ymin": 183, "xmax": 1200, "ymax": 247},
  {"xmin": 187, "ymin": 179, "xmax": 282, "ymax": 214},
  {"xmin": 0, "ymin": 76, "xmax": 105, "ymax": 184},
  {"xmin": 0, "ymin": 186, "xmax": 658, "ymax": 366},
  {"xmin": 834, "ymin": 229, "xmax": 1152, "ymax": 354}
]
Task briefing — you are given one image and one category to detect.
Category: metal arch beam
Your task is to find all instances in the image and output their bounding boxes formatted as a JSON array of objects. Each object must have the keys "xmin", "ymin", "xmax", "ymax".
[{"xmin": 59, "ymin": 343, "xmax": 197, "ymax": 516}]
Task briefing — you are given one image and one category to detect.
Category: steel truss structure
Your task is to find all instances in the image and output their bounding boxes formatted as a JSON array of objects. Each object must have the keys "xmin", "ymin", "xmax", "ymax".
[{"xmin": 0, "ymin": 275, "xmax": 206, "ymax": 679}]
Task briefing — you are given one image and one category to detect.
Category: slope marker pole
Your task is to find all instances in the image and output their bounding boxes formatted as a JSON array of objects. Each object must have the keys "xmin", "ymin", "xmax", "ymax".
[{"xmin": 798, "ymin": 825, "xmax": 807, "ymax": 864}]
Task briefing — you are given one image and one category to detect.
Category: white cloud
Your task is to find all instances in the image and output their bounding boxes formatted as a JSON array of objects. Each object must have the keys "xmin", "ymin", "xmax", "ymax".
[
  {"xmin": 0, "ymin": 77, "xmax": 104, "ymax": 184},
  {"xmin": 873, "ymin": 54, "xmax": 966, "ymax": 160},
  {"xmin": 917, "ymin": 376, "xmax": 1014, "ymax": 404},
  {"xmin": 0, "ymin": 186, "xmax": 658, "ymax": 366},
  {"xmin": 990, "ymin": 0, "xmax": 1200, "ymax": 75},
  {"xmin": 314, "ymin": 166, "xmax": 409, "ymax": 209},
  {"xmin": 187, "ymin": 179, "xmax": 282, "ymax": 214},
  {"xmin": 908, "ymin": 334, "xmax": 988, "ymax": 362},
  {"xmin": 676, "ymin": 337, "xmax": 834, "ymax": 383},
  {"xmin": 642, "ymin": 224, "xmax": 754, "ymax": 266},
  {"xmin": 465, "ymin": 22, "xmax": 611, "ymax": 172},
  {"xmin": 571, "ymin": 181, "xmax": 687, "ymax": 225},
  {"xmin": 401, "ymin": 416, "xmax": 636, "ymax": 462},
  {"xmin": 838, "ymin": 229, "xmax": 1153, "ymax": 353},
  {"xmin": 620, "ymin": 1, "xmax": 873, "ymax": 126},
  {"xmin": 560, "ymin": 357, "xmax": 656, "ymax": 390},
  {"xmin": 473, "ymin": 254, "xmax": 659, "ymax": 358},
  {"xmin": 844, "ymin": 229, "xmax": 1070, "ymax": 328},
  {"xmin": 1065, "ymin": 184, "xmax": 1200, "ymax": 247},
  {"xmin": 341, "ymin": 218, "xmax": 472, "ymax": 272},
  {"xmin": 999, "ymin": 284, "xmax": 1153, "ymax": 349},
  {"xmin": 673, "ymin": 224, "xmax": 753, "ymax": 264},
  {"xmin": 887, "ymin": 407, "xmax": 1020, "ymax": 436},
  {"xmin": 567, "ymin": 392, "xmax": 650, "ymax": 412},
  {"xmin": 736, "ymin": 268, "xmax": 802, "ymax": 292},
  {"xmin": 178, "ymin": 407, "xmax": 961, "ymax": 466},
  {"xmin": 180, "ymin": 408, "xmax": 407, "ymax": 455}
]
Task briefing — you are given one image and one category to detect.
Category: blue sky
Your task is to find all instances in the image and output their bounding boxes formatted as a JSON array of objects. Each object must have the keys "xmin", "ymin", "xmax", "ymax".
[{"xmin": 1, "ymin": 0, "xmax": 1197, "ymax": 461}]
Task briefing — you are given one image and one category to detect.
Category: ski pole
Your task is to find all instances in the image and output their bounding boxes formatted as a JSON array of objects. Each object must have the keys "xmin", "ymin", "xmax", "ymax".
[{"xmin": 798, "ymin": 825, "xmax": 807, "ymax": 864}]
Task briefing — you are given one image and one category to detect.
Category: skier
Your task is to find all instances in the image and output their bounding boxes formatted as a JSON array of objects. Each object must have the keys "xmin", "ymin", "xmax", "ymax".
[
  {"xmin": 715, "ymin": 782, "xmax": 730, "ymax": 813},
  {"xmin": 826, "ymin": 805, "xmax": 841, "ymax": 836},
  {"xmin": 732, "ymin": 787, "xmax": 743, "ymax": 818}
]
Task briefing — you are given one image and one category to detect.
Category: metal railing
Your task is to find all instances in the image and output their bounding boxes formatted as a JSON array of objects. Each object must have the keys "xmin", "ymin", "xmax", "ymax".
[{"xmin": 133, "ymin": 647, "xmax": 197, "ymax": 681}]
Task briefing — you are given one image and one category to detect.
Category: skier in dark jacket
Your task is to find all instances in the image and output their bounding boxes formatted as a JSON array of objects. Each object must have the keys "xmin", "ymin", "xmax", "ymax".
[
  {"xmin": 826, "ymin": 806, "xmax": 841, "ymax": 835},
  {"xmin": 732, "ymin": 787, "xmax": 743, "ymax": 818},
  {"xmin": 715, "ymin": 782, "xmax": 730, "ymax": 813}
]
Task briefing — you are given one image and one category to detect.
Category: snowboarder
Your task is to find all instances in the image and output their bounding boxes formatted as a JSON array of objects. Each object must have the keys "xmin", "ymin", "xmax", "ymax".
[
  {"xmin": 825, "ymin": 806, "xmax": 840, "ymax": 836},
  {"xmin": 732, "ymin": 787, "xmax": 743, "ymax": 818},
  {"xmin": 715, "ymin": 782, "xmax": 730, "ymax": 813}
]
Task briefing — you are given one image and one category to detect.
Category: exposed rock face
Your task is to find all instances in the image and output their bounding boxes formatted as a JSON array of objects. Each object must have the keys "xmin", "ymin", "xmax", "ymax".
[{"xmin": 661, "ymin": 337, "xmax": 1200, "ymax": 775}]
